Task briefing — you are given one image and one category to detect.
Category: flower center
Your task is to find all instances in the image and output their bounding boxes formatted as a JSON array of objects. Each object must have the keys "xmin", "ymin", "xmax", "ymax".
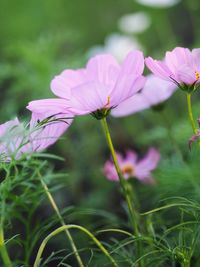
[
  {"xmin": 91, "ymin": 96, "xmax": 111, "ymax": 120},
  {"xmin": 121, "ymin": 164, "xmax": 134, "ymax": 176},
  {"xmin": 195, "ymin": 71, "xmax": 200, "ymax": 80}
]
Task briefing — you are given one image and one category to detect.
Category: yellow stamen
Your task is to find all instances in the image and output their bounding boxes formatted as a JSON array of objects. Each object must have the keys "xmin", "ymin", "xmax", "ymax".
[
  {"xmin": 195, "ymin": 71, "xmax": 200, "ymax": 80},
  {"xmin": 102, "ymin": 96, "xmax": 111, "ymax": 110},
  {"xmin": 106, "ymin": 96, "xmax": 110, "ymax": 107},
  {"xmin": 121, "ymin": 164, "xmax": 134, "ymax": 176}
]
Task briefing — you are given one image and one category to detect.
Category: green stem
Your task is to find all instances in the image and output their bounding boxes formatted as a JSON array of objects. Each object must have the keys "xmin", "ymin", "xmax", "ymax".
[
  {"xmin": 101, "ymin": 117, "xmax": 143, "ymax": 266},
  {"xmin": 0, "ymin": 168, "xmax": 12, "ymax": 267},
  {"xmin": 33, "ymin": 224, "xmax": 118, "ymax": 267},
  {"xmin": 181, "ymin": 260, "xmax": 190, "ymax": 267},
  {"xmin": 0, "ymin": 185, "xmax": 12, "ymax": 267},
  {"xmin": 39, "ymin": 176, "xmax": 84, "ymax": 267},
  {"xmin": 186, "ymin": 93, "xmax": 197, "ymax": 135},
  {"xmin": 0, "ymin": 226, "xmax": 12, "ymax": 267}
]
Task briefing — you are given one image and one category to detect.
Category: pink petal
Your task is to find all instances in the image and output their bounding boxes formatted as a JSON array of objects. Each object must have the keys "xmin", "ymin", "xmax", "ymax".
[
  {"xmin": 29, "ymin": 112, "xmax": 72, "ymax": 152},
  {"xmin": 103, "ymin": 160, "xmax": 119, "ymax": 181},
  {"xmin": 27, "ymin": 99, "xmax": 70, "ymax": 116},
  {"xmin": 0, "ymin": 118, "xmax": 20, "ymax": 137},
  {"xmin": 69, "ymin": 81, "xmax": 109, "ymax": 115},
  {"xmin": 0, "ymin": 118, "xmax": 23, "ymax": 160},
  {"xmin": 104, "ymin": 152, "xmax": 129, "ymax": 181},
  {"xmin": 141, "ymin": 75, "xmax": 177, "ymax": 104},
  {"xmin": 109, "ymin": 50, "xmax": 145, "ymax": 106},
  {"xmin": 120, "ymin": 50, "xmax": 144, "ymax": 76},
  {"xmin": 51, "ymin": 69, "xmax": 88, "ymax": 99},
  {"xmin": 176, "ymin": 65, "xmax": 196, "ymax": 85},
  {"xmin": 130, "ymin": 75, "xmax": 147, "ymax": 96},
  {"xmin": 27, "ymin": 99, "xmax": 73, "ymax": 152},
  {"xmin": 125, "ymin": 150, "xmax": 138, "ymax": 163},
  {"xmin": 115, "ymin": 152, "xmax": 124, "ymax": 165},
  {"xmin": 110, "ymin": 75, "xmax": 146, "ymax": 107},
  {"xmin": 135, "ymin": 148, "xmax": 160, "ymax": 176},
  {"xmin": 111, "ymin": 93, "xmax": 149, "ymax": 117},
  {"xmin": 112, "ymin": 75, "xmax": 176, "ymax": 117},
  {"xmin": 192, "ymin": 48, "xmax": 200, "ymax": 70},
  {"xmin": 145, "ymin": 57, "xmax": 173, "ymax": 81},
  {"xmin": 86, "ymin": 54, "xmax": 120, "ymax": 89},
  {"xmin": 166, "ymin": 47, "xmax": 193, "ymax": 70}
]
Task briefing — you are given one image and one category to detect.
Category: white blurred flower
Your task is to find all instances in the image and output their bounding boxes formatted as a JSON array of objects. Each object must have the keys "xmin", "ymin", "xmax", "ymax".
[
  {"xmin": 87, "ymin": 33, "xmax": 143, "ymax": 62},
  {"xmin": 87, "ymin": 45, "xmax": 105, "ymax": 57},
  {"xmin": 118, "ymin": 12, "xmax": 151, "ymax": 34},
  {"xmin": 135, "ymin": 0, "xmax": 180, "ymax": 8}
]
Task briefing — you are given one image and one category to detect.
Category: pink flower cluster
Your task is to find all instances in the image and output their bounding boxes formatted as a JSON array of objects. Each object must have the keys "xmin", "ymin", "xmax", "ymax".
[
  {"xmin": 2, "ymin": 46, "xmax": 199, "ymax": 182},
  {"xmin": 28, "ymin": 47, "xmax": 200, "ymax": 119}
]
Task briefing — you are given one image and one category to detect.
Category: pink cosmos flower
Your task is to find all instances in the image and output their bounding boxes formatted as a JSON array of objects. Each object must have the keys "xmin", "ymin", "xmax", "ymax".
[
  {"xmin": 27, "ymin": 51, "xmax": 146, "ymax": 119},
  {"xmin": 145, "ymin": 47, "xmax": 200, "ymax": 89},
  {"xmin": 103, "ymin": 148, "xmax": 160, "ymax": 184},
  {"xmin": 111, "ymin": 74, "xmax": 177, "ymax": 117},
  {"xmin": 0, "ymin": 111, "xmax": 72, "ymax": 161}
]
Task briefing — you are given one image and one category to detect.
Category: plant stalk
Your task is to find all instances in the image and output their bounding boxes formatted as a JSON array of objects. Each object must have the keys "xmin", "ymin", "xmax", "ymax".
[
  {"xmin": 33, "ymin": 224, "xmax": 118, "ymax": 267},
  {"xmin": 39, "ymin": 176, "xmax": 84, "ymax": 267},
  {"xmin": 0, "ymin": 226, "xmax": 12, "ymax": 267},
  {"xmin": 101, "ymin": 117, "xmax": 143, "ymax": 266},
  {"xmin": 181, "ymin": 260, "xmax": 190, "ymax": 267},
  {"xmin": 186, "ymin": 93, "xmax": 197, "ymax": 135}
]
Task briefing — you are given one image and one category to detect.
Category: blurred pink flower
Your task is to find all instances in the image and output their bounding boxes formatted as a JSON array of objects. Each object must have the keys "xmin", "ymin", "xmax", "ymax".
[
  {"xmin": 0, "ymin": 110, "xmax": 72, "ymax": 161},
  {"xmin": 112, "ymin": 74, "xmax": 177, "ymax": 117},
  {"xmin": 0, "ymin": 118, "xmax": 22, "ymax": 160},
  {"xmin": 27, "ymin": 51, "xmax": 145, "ymax": 119},
  {"xmin": 145, "ymin": 47, "xmax": 200, "ymax": 88},
  {"xmin": 103, "ymin": 148, "xmax": 160, "ymax": 184}
]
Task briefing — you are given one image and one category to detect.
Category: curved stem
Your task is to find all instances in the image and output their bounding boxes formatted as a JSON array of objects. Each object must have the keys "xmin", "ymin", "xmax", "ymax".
[
  {"xmin": 186, "ymin": 93, "xmax": 197, "ymax": 134},
  {"xmin": 101, "ymin": 117, "xmax": 143, "ymax": 266},
  {"xmin": 33, "ymin": 224, "xmax": 118, "ymax": 267},
  {"xmin": 39, "ymin": 175, "xmax": 84, "ymax": 267},
  {"xmin": 97, "ymin": 228, "xmax": 133, "ymax": 237}
]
